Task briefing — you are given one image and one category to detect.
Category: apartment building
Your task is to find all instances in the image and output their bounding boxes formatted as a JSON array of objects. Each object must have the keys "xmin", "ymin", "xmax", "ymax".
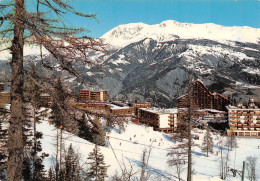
[
  {"xmin": 138, "ymin": 107, "xmax": 178, "ymax": 133},
  {"xmin": 178, "ymin": 80, "xmax": 230, "ymax": 111},
  {"xmin": 226, "ymin": 100, "xmax": 260, "ymax": 137},
  {"xmin": 79, "ymin": 90, "xmax": 107, "ymax": 102},
  {"xmin": 128, "ymin": 102, "xmax": 152, "ymax": 115}
]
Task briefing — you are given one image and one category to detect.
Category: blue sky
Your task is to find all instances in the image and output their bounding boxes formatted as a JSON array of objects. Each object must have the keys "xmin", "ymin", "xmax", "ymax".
[{"xmin": 53, "ymin": 0, "xmax": 260, "ymax": 37}]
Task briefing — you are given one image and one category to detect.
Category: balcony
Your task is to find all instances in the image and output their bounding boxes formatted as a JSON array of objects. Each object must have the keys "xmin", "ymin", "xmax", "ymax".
[
  {"xmin": 230, "ymin": 116, "xmax": 237, "ymax": 118},
  {"xmin": 230, "ymin": 120, "xmax": 238, "ymax": 123}
]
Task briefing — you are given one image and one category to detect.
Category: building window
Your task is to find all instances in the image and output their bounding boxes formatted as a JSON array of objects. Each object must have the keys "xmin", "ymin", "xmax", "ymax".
[
  {"xmin": 238, "ymin": 132, "xmax": 244, "ymax": 136},
  {"xmin": 245, "ymin": 132, "xmax": 250, "ymax": 136}
]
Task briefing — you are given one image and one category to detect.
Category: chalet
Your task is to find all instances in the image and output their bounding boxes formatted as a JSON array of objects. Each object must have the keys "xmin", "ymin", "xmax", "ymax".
[{"xmin": 226, "ymin": 99, "xmax": 260, "ymax": 137}]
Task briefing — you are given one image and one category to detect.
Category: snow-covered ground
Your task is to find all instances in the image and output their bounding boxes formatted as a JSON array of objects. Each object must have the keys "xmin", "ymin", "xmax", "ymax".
[{"xmin": 38, "ymin": 119, "xmax": 260, "ymax": 181}]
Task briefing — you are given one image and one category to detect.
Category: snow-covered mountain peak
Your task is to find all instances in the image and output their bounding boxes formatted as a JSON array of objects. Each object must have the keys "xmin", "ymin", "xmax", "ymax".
[{"xmin": 101, "ymin": 20, "xmax": 260, "ymax": 48}]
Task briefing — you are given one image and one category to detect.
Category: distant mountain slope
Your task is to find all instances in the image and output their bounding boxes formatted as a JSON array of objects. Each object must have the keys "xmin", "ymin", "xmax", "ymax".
[
  {"xmin": 85, "ymin": 36, "xmax": 260, "ymax": 107},
  {"xmin": 1, "ymin": 20, "xmax": 259, "ymax": 107}
]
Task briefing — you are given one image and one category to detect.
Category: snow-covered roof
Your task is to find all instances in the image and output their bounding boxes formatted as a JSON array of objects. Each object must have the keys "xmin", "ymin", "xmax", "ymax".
[
  {"xmin": 177, "ymin": 94, "xmax": 187, "ymax": 99},
  {"xmin": 107, "ymin": 103, "xmax": 132, "ymax": 110},
  {"xmin": 139, "ymin": 107, "xmax": 178, "ymax": 114},
  {"xmin": 40, "ymin": 93, "xmax": 50, "ymax": 97},
  {"xmin": 195, "ymin": 109, "xmax": 226, "ymax": 113},
  {"xmin": 111, "ymin": 106, "xmax": 131, "ymax": 110}
]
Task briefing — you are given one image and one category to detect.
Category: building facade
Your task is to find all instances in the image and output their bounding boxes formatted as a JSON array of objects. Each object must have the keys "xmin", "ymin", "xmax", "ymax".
[
  {"xmin": 138, "ymin": 108, "xmax": 178, "ymax": 133},
  {"xmin": 226, "ymin": 100, "xmax": 260, "ymax": 137},
  {"xmin": 129, "ymin": 102, "xmax": 152, "ymax": 116},
  {"xmin": 0, "ymin": 92, "xmax": 10, "ymax": 104},
  {"xmin": 178, "ymin": 80, "xmax": 230, "ymax": 111},
  {"xmin": 79, "ymin": 90, "xmax": 107, "ymax": 102}
]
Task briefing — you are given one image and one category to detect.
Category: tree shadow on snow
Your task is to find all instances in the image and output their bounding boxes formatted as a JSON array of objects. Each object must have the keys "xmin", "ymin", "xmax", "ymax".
[
  {"xmin": 192, "ymin": 151, "xmax": 207, "ymax": 157},
  {"xmin": 213, "ymin": 145, "xmax": 229, "ymax": 151},
  {"xmin": 126, "ymin": 157, "xmax": 182, "ymax": 181},
  {"xmin": 162, "ymin": 134, "xmax": 174, "ymax": 142}
]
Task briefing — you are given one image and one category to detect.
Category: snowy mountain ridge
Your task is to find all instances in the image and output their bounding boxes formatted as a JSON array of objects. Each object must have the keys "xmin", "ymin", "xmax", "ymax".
[{"xmin": 101, "ymin": 20, "xmax": 260, "ymax": 48}]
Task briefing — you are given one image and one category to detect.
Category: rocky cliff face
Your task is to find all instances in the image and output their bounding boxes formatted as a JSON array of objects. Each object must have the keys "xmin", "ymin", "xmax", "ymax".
[{"xmin": 83, "ymin": 36, "xmax": 260, "ymax": 107}]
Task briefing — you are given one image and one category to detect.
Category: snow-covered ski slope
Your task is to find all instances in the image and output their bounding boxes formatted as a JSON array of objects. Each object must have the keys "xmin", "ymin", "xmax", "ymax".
[{"xmin": 39, "ymin": 120, "xmax": 260, "ymax": 181}]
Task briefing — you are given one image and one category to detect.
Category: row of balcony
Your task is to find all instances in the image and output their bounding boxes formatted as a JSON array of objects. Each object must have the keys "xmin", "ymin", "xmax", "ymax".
[
  {"xmin": 230, "ymin": 124, "xmax": 260, "ymax": 127},
  {"xmin": 230, "ymin": 112, "xmax": 260, "ymax": 114},
  {"xmin": 230, "ymin": 127, "xmax": 260, "ymax": 131}
]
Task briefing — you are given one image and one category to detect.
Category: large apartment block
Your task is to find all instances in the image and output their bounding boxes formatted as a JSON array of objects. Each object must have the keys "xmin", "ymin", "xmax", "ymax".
[
  {"xmin": 226, "ymin": 100, "xmax": 260, "ymax": 137},
  {"xmin": 178, "ymin": 80, "xmax": 230, "ymax": 111},
  {"xmin": 138, "ymin": 108, "xmax": 178, "ymax": 133},
  {"xmin": 79, "ymin": 89, "xmax": 107, "ymax": 102}
]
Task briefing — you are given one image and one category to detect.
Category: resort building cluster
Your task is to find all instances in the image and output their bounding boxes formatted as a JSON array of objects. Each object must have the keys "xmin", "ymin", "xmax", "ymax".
[{"xmin": 0, "ymin": 80, "xmax": 259, "ymax": 137}]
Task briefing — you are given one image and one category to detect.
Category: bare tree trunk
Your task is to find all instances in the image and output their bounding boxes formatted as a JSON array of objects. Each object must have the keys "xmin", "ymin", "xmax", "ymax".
[
  {"xmin": 7, "ymin": 0, "xmax": 25, "ymax": 180},
  {"xmin": 33, "ymin": 105, "xmax": 37, "ymax": 180},
  {"xmin": 187, "ymin": 113, "xmax": 192, "ymax": 181},
  {"xmin": 60, "ymin": 128, "xmax": 62, "ymax": 172},
  {"xmin": 187, "ymin": 89, "xmax": 193, "ymax": 181},
  {"xmin": 56, "ymin": 128, "xmax": 59, "ymax": 181},
  {"xmin": 220, "ymin": 146, "xmax": 223, "ymax": 179}
]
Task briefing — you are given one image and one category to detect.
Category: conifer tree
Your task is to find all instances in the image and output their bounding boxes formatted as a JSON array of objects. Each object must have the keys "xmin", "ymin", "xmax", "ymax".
[
  {"xmin": 77, "ymin": 113, "xmax": 93, "ymax": 142},
  {"xmin": 26, "ymin": 64, "xmax": 49, "ymax": 180},
  {"xmin": 1, "ymin": 0, "xmax": 104, "ymax": 179},
  {"xmin": 92, "ymin": 116, "xmax": 105, "ymax": 146},
  {"xmin": 87, "ymin": 144, "xmax": 109, "ymax": 181},
  {"xmin": 201, "ymin": 129, "xmax": 214, "ymax": 157},
  {"xmin": 63, "ymin": 144, "xmax": 81, "ymax": 181}
]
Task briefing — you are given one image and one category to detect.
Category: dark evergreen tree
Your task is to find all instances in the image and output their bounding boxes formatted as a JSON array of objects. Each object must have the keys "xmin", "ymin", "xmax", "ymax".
[
  {"xmin": 50, "ymin": 77, "xmax": 67, "ymax": 128},
  {"xmin": 92, "ymin": 117, "xmax": 105, "ymax": 146},
  {"xmin": 63, "ymin": 144, "xmax": 81, "ymax": 181},
  {"xmin": 50, "ymin": 77, "xmax": 78, "ymax": 134},
  {"xmin": 201, "ymin": 129, "xmax": 214, "ymax": 157},
  {"xmin": 48, "ymin": 168, "xmax": 55, "ymax": 181},
  {"xmin": 21, "ymin": 65, "xmax": 49, "ymax": 180},
  {"xmin": 77, "ymin": 113, "xmax": 94, "ymax": 142},
  {"xmin": 87, "ymin": 144, "xmax": 109, "ymax": 181}
]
